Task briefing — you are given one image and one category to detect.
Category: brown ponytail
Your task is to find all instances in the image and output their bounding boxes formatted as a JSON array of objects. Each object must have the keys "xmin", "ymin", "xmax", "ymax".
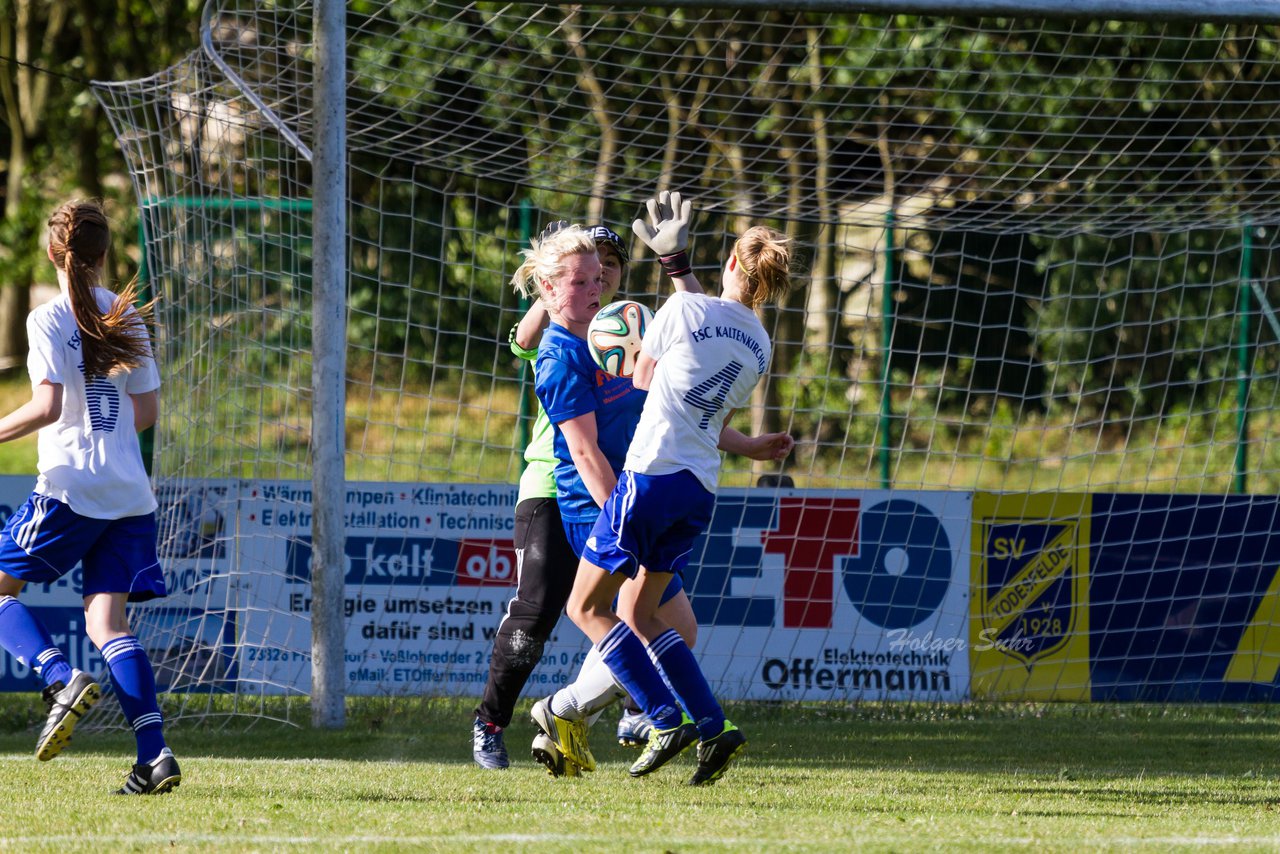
[{"xmin": 47, "ymin": 200, "xmax": 154, "ymax": 379}]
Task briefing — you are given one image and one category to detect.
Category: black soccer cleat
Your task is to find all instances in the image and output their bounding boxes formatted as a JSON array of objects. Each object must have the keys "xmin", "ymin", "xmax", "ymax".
[
  {"xmin": 116, "ymin": 748, "xmax": 182, "ymax": 795},
  {"xmin": 688, "ymin": 721, "xmax": 746, "ymax": 786},
  {"xmin": 36, "ymin": 669, "xmax": 102, "ymax": 762},
  {"xmin": 628, "ymin": 716, "xmax": 698, "ymax": 778}
]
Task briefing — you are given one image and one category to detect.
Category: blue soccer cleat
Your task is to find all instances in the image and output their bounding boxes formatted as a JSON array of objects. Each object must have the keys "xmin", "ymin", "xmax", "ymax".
[
  {"xmin": 472, "ymin": 717, "xmax": 510, "ymax": 770},
  {"xmin": 616, "ymin": 709, "xmax": 653, "ymax": 749}
]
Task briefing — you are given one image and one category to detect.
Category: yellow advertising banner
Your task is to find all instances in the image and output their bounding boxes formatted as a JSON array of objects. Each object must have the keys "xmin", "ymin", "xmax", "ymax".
[{"xmin": 970, "ymin": 493, "xmax": 1091, "ymax": 700}]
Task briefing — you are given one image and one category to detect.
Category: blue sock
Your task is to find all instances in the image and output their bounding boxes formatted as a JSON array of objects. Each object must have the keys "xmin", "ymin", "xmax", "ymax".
[
  {"xmin": 648, "ymin": 629, "xmax": 725, "ymax": 740},
  {"xmin": 0, "ymin": 595, "xmax": 72, "ymax": 688},
  {"xmin": 597, "ymin": 621, "xmax": 683, "ymax": 730},
  {"xmin": 101, "ymin": 636, "xmax": 167, "ymax": 764}
]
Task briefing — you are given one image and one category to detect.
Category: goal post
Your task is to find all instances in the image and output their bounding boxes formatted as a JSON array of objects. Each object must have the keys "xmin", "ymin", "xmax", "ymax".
[
  {"xmin": 309, "ymin": 0, "xmax": 348, "ymax": 730},
  {"xmin": 89, "ymin": 0, "xmax": 1280, "ymax": 719}
]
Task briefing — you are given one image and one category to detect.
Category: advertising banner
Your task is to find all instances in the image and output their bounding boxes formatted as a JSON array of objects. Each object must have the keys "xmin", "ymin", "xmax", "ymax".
[
  {"xmin": 1088, "ymin": 494, "xmax": 1280, "ymax": 701},
  {"xmin": 11, "ymin": 473, "xmax": 1278, "ymax": 705},
  {"xmin": 230, "ymin": 482, "xmax": 971, "ymax": 700},
  {"xmin": 691, "ymin": 490, "xmax": 971, "ymax": 701},
  {"xmin": 234, "ymin": 480, "xmax": 590, "ymax": 695}
]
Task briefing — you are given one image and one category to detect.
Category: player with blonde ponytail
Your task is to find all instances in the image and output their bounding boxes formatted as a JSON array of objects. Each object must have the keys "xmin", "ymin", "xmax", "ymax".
[{"xmin": 0, "ymin": 199, "xmax": 180, "ymax": 795}]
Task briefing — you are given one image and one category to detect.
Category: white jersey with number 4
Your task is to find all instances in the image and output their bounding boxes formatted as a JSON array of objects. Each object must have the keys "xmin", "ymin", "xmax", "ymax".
[
  {"xmin": 625, "ymin": 290, "xmax": 770, "ymax": 492},
  {"xmin": 26, "ymin": 288, "xmax": 160, "ymax": 520}
]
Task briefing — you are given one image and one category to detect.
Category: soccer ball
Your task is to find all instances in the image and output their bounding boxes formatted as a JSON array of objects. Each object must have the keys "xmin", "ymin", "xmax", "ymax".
[{"xmin": 587, "ymin": 300, "xmax": 654, "ymax": 378}]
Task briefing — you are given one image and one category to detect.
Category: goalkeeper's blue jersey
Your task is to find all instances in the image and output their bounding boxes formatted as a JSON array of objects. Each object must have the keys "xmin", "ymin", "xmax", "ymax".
[{"xmin": 534, "ymin": 322, "xmax": 645, "ymax": 523}]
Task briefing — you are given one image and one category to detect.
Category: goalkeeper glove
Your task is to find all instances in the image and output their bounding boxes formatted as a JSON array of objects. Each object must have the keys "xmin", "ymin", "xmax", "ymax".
[{"xmin": 632, "ymin": 190, "xmax": 693, "ymax": 277}]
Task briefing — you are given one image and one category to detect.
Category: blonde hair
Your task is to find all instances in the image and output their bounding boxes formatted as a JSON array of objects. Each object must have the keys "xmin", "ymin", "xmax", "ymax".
[
  {"xmin": 733, "ymin": 225, "xmax": 792, "ymax": 310},
  {"xmin": 47, "ymin": 200, "xmax": 154, "ymax": 378},
  {"xmin": 510, "ymin": 225, "xmax": 600, "ymax": 303}
]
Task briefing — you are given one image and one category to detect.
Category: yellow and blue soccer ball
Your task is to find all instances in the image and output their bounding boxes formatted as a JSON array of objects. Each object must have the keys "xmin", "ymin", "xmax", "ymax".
[{"xmin": 587, "ymin": 300, "xmax": 654, "ymax": 378}]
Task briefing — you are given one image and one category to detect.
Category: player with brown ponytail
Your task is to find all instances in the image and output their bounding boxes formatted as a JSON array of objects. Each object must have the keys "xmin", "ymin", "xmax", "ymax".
[
  {"xmin": 46, "ymin": 200, "xmax": 153, "ymax": 378},
  {"xmin": 0, "ymin": 199, "xmax": 180, "ymax": 795}
]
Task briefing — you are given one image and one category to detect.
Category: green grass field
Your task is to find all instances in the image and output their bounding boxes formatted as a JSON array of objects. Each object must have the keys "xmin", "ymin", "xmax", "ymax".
[
  {"xmin": 0, "ymin": 374, "xmax": 39, "ymax": 474},
  {"xmin": 0, "ymin": 698, "xmax": 1277, "ymax": 852}
]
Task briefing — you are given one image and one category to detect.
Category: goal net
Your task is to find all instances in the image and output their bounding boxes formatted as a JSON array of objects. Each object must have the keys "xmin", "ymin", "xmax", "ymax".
[{"xmin": 91, "ymin": 1, "xmax": 1280, "ymax": 719}]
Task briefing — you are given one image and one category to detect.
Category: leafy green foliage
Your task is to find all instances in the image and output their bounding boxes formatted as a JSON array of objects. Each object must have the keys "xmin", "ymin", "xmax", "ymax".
[{"xmin": 54, "ymin": 6, "xmax": 1280, "ymax": 488}]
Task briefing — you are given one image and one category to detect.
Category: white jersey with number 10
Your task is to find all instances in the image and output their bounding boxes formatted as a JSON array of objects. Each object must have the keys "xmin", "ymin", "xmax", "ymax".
[{"xmin": 625, "ymin": 290, "xmax": 770, "ymax": 492}]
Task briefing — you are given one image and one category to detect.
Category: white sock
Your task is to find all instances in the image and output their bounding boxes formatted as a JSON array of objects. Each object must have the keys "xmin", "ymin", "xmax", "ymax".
[{"xmin": 550, "ymin": 645, "xmax": 624, "ymax": 721}]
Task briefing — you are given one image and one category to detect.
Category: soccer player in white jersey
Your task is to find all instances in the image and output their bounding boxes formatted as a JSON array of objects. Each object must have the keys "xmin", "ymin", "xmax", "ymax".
[
  {"xmin": 0, "ymin": 200, "xmax": 180, "ymax": 794},
  {"xmin": 561, "ymin": 216, "xmax": 794, "ymax": 785}
]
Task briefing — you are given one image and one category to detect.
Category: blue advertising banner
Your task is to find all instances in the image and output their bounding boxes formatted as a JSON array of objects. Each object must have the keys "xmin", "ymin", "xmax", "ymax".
[
  {"xmin": 3, "ymin": 470, "xmax": 1279, "ymax": 705},
  {"xmin": 1089, "ymin": 494, "xmax": 1280, "ymax": 701}
]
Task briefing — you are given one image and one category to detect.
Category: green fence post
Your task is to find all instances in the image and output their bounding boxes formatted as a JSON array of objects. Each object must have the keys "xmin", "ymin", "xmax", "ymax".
[
  {"xmin": 136, "ymin": 210, "xmax": 155, "ymax": 476},
  {"xmin": 516, "ymin": 199, "xmax": 533, "ymax": 470},
  {"xmin": 1235, "ymin": 220, "xmax": 1253, "ymax": 494},
  {"xmin": 880, "ymin": 211, "xmax": 894, "ymax": 490}
]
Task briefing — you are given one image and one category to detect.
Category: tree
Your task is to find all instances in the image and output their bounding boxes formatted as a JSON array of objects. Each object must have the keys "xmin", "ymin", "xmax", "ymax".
[
  {"xmin": 0, "ymin": 0, "xmax": 201, "ymax": 372},
  {"xmin": 0, "ymin": 0, "xmax": 70, "ymax": 371}
]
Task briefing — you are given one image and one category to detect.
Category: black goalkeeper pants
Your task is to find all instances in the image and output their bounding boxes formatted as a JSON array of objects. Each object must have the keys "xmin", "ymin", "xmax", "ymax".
[{"xmin": 475, "ymin": 497, "xmax": 579, "ymax": 729}]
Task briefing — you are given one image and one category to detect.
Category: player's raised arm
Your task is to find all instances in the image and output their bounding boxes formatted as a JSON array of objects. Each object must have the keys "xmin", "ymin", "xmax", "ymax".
[
  {"xmin": 632, "ymin": 189, "xmax": 703, "ymax": 295},
  {"xmin": 511, "ymin": 300, "xmax": 551, "ymax": 355}
]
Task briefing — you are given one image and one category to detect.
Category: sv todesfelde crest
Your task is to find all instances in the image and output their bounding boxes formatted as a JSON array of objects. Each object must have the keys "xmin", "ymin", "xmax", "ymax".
[{"xmin": 979, "ymin": 520, "xmax": 1081, "ymax": 667}]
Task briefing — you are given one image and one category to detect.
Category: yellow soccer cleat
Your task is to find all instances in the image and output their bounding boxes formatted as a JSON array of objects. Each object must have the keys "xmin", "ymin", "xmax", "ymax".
[{"xmin": 531, "ymin": 696, "xmax": 596, "ymax": 772}]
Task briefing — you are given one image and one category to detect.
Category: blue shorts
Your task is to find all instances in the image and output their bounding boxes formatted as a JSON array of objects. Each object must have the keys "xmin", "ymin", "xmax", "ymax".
[
  {"xmin": 0, "ymin": 493, "xmax": 166, "ymax": 602},
  {"xmin": 563, "ymin": 507, "xmax": 683, "ymax": 605},
  {"xmin": 561, "ymin": 518, "xmax": 597, "ymax": 561},
  {"xmin": 584, "ymin": 469, "xmax": 713, "ymax": 581}
]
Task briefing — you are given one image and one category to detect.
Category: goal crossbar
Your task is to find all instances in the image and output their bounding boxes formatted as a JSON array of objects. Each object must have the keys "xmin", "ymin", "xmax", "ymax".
[{"xmin": 553, "ymin": 0, "xmax": 1280, "ymax": 23}]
